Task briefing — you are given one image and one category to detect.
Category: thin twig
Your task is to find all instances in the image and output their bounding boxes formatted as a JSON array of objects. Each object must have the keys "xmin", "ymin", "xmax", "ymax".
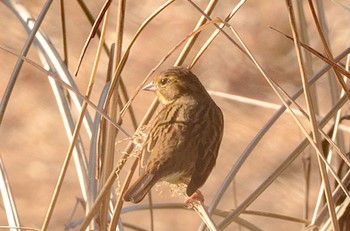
[
  {"xmin": 0, "ymin": 0, "xmax": 53, "ymax": 125},
  {"xmin": 191, "ymin": 0, "xmax": 247, "ymax": 68},
  {"xmin": 59, "ymin": 0, "xmax": 68, "ymax": 65},
  {"xmin": 74, "ymin": 0, "xmax": 112, "ymax": 76},
  {"xmin": 308, "ymin": 0, "xmax": 350, "ymax": 100},
  {"xmin": 103, "ymin": 0, "xmax": 175, "ymax": 115},
  {"xmin": 76, "ymin": 0, "xmax": 110, "ymax": 54},
  {"xmin": 108, "ymin": 159, "xmax": 139, "ymax": 231},
  {"xmin": 190, "ymin": 200, "xmax": 218, "ymax": 231},
  {"xmin": 41, "ymin": 6, "xmax": 111, "ymax": 230},
  {"xmin": 285, "ymin": 1, "xmax": 339, "ymax": 230},
  {"xmin": 270, "ymin": 27, "xmax": 350, "ymax": 81},
  {"xmin": 175, "ymin": 0, "xmax": 218, "ymax": 65},
  {"xmin": 103, "ymin": 0, "xmax": 127, "ymax": 230},
  {"xmin": 0, "ymin": 155, "xmax": 21, "ymax": 229},
  {"xmin": 96, "ymin": 10, "xmax": 116, "ymax": 231},
  {"xmin": 218, "ymin": 93, "xmax": 349, "ymax": 230},
  {"xmin": 79, "ymin": 98, "xmax": 160, "ymax": 230},
  {"xmin": 205, "ymin": 47, "xmax": 350, "ymax": 221},
  {"xmin": 0, "ymin": 227, "xmax": 40, "ymax": 231},
  {"xmin": 0, "ymin": 45, "xmax": 130, "ymax": 137}
]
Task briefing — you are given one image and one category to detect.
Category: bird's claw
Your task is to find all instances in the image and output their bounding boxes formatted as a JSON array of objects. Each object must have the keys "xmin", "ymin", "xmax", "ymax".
[{"xmin": 185, "ymin": 190, "xmax": 204, "ymax": 204}]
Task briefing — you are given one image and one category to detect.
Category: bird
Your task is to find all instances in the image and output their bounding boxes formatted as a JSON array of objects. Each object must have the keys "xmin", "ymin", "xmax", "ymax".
[{"xmin": 123, "ymin": 66, "xmax": 224, "ymax": 204}]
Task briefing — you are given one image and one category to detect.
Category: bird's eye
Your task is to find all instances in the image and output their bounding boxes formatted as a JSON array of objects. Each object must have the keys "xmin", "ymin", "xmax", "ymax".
[{"xmin": 159, "ymin": 78, "xmax": 168, "ymax": 86}]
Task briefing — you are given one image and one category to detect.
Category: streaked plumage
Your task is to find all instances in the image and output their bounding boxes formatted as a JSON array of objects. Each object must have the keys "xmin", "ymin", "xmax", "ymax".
[{"xmin": 124, "ymin": 66, "xmax": 224, "ymax": 203}]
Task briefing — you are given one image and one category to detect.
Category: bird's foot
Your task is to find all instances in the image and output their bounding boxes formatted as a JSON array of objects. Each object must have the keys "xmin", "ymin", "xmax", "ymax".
[{"xmin": 185, "ymin": 190, "xmax": 204, "ymax": 204}]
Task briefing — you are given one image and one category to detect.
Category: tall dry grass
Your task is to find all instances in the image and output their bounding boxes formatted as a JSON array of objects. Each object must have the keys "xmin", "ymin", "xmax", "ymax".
[{"xmin": 0, "ymin": 0, "xmax": 350, "ymax": 230}]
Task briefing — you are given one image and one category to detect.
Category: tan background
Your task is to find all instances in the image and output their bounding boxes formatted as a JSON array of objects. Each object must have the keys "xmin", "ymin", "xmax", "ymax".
[{"xmin": 0, "ymin": 1, "xmax": 350, "ymax": 230}]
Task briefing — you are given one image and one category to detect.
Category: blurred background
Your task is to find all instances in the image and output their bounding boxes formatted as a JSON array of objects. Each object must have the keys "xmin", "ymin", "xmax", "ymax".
[{"xmin": 1, "ymin": 0, "xmax": 350, "ymax": 230}]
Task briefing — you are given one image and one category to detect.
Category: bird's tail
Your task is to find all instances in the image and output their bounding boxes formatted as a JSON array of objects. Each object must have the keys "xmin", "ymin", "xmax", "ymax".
[{"xmin": 123, "ymin": 173, "xmax": 159, "ymax": 203}]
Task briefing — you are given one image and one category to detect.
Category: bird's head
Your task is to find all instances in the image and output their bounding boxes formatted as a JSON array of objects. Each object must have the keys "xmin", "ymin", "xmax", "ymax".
[{"xmin": 143, "ymin": 66, "xmax": 208, "ymax": 105}]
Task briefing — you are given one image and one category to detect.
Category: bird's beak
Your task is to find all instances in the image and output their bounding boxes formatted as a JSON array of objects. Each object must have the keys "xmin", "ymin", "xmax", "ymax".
[{"xmin": 143, "ymin": 82, "xmax": 157, "ymax": 91}]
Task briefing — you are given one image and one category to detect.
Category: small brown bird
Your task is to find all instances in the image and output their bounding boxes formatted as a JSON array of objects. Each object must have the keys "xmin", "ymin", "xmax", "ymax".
[{"xmin": 123, "ymin": 66, "xmax": 224, "ymax": 203}]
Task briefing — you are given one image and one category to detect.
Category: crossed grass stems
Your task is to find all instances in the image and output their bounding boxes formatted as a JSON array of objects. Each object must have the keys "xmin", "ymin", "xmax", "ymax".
[{"xmin": 1, "ymin": 0, "xmax": 350, "ymax": 230}]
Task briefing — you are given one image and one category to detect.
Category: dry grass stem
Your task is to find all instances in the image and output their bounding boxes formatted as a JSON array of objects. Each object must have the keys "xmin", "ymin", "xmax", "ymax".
[
  {"xmin": 190, "ymin": 0, "xmax": 247, "ymax": 68},
  {"xmin": 0, "ymin": 227, "xmax": 40, "ymax": 231},
  {"xmin": 0, "ymin": 0, "xmax": 53, "ymax": 124},
  {"xmin": 1, "ymin": 1, "xmax": 350, "ymax": 230},
  {"xmin": 74, "ymin": 0, "xmax": 112, "ymax": 76},
  {"xmin": 190, "ymin": 200, "xmax": 218, "ymax": 231},
  {"xmin": 41, "ymin": 5, "xmax": 111, "ymax": 229},
  {"xmin": 175, "ymin": 0, "xmax": 218, "ymax": 66},
  {"xmin": 0, "ymin": 155, "xmax": 20, "ymax": 229},
  {"xmin": 286, "ymin": 1, "xmax": 338, "ymax": 229}
]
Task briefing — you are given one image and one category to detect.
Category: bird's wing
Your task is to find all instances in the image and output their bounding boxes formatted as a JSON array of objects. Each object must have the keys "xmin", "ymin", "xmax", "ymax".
[
  {"xmin": 186, "ymin": 105, "xmax": 224, "ymax": 196},
  {"xmin": 143, "ymin": 103, "xmax": 190, "ymax": 174},
  {"xmin": 140, "ymin": 119, "xmax": 158, "ymax": 169},
  {"xmin": 124, "ymin": 173, "xmax": 160, "ymax": 203}
]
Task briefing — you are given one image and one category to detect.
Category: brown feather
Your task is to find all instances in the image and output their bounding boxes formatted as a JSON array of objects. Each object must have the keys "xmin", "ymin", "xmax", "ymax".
[
  {"xmin": 123, "ymin": 173, "xmax": 160, "ymax": 203},
  {"xmin": 124, "ymin": 66, "xmax": 224, "ymax": 203}
]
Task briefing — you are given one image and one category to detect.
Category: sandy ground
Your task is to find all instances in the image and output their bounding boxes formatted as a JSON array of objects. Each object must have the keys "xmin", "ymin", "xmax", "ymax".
[{"xmin": 1, "ymin": 1, "xmax": 350, "ymax": 230}]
